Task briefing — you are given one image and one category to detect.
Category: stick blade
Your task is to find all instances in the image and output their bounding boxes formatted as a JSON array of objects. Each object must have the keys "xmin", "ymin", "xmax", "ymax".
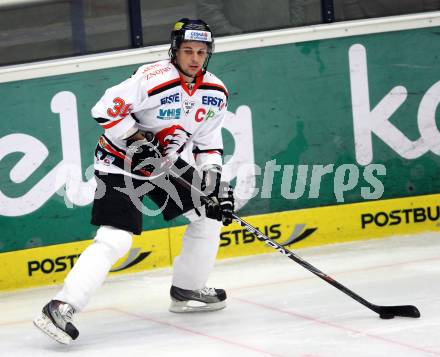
[{"xmin": 377, "ymin": 305, "xmax": 420, "ymax": 318}]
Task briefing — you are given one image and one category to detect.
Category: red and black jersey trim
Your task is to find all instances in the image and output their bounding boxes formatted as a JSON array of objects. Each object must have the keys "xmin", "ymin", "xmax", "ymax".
[
  {"xmin": 147, "ymin": 78, "xmax": 181, "ymax": 97},
  {"xmin": 193, "ymin": 147, "xmax": 224, "ymax": 156},
  {"xmin": 199, "ymin": 83, "xmax": 229, "ymax": 98},
  {"xmin": 94, "ymin": 113, "xmax": 139, "ymax": 128},
  {"xmin": 93, "ymin": 116, "xmax": 124, "ymax": 129},
  {"xmin": 98, "ymin": 135, "xmax": 127, "ymax": 158},
  {"xmin": 94, "ymin": 117, "xmax": 111, "ymax": 125},
  {"xmin": 96, "ymin": 135, "xmax": 153, "ymax": 177}
]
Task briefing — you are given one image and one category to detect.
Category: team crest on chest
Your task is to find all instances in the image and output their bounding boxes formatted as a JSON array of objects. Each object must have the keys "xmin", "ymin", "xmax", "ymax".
[{"xmin": 183, "ymin": 99, "xmax": 196, "ymax": 115}]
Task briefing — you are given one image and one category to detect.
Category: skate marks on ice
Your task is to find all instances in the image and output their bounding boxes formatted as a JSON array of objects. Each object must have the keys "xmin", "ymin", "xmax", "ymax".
[{"xmin": 0, "ymin": 233, "xmax": 440, "ymax": 356}]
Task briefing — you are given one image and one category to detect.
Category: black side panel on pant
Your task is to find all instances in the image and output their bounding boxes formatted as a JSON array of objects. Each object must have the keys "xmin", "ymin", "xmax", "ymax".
[
  {"xmin": 91, "ymin": 171, "xmax": 144, "ymax": 234},
  {"xmin": 91, "ymin": 158, "xmax": 204, "ymax": 234}
]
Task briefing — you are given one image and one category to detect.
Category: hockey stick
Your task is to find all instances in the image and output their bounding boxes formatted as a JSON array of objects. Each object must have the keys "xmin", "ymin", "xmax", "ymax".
[{"xmin": 168, "ymin": 168, "xmax": 421, "ymax": 319}]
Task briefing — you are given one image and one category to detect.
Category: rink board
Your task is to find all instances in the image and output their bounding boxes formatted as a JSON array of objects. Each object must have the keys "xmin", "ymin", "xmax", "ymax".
[
  {"xmin": 3, "ymin": 23, "xmax": 440, "ymax": 254},
  {"xmin": 1, "ymin": 192, "xmax": 439, "ymax": 292}
]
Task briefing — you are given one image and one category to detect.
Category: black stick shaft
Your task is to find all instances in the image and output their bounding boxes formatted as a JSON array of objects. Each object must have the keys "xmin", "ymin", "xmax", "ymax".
[{"xmin": 231, "ymin": 214, "xmax": 380, "ymax": 312}]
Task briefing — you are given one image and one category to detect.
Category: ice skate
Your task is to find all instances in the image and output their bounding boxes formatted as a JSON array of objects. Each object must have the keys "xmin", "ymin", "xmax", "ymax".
[
  {"xmin": 169, "ymin": 285, "xmax": 227, "ymax": 313},
  {"xmin": 33, "ymin": 300, "xmax": 79, "ymax": 345}
]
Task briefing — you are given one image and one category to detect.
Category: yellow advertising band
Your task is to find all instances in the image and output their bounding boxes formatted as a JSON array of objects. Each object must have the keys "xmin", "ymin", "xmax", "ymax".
[{"xmin": 1, "ymin": 193, "xmax": 439, "ymax": 292}]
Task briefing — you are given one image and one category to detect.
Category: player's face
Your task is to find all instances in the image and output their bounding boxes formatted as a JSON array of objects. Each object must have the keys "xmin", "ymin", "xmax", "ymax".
[{"xmin": 176, "ymin": 41, "xmax": 209, "ymax": 78}]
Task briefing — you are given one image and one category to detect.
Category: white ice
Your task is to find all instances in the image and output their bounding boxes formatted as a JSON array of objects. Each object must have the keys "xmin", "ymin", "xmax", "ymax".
[{"xmin": 1, "ymin": 233, "xmax": 439, "ymax": 357}]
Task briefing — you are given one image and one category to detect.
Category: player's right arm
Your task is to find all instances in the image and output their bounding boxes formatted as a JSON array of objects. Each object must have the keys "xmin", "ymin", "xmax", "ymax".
[{"xmin": 91, "ymin": 68, "xmax": 147, "ymax": 140}]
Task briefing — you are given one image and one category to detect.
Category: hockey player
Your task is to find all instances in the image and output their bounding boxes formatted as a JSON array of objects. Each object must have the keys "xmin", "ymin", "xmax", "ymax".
[{"xmin": 34, "ymin": 18, "xmax": 234, "ymax": 345}]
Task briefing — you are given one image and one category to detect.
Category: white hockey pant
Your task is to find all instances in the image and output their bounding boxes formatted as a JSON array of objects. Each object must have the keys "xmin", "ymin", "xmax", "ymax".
[
  {"xmin": 172, "ymin": 210, "xmax": 223, "ymax": 290},
  {"xmin": 54, "ymin": 225, "xmax": 132, "ymax": 312}
]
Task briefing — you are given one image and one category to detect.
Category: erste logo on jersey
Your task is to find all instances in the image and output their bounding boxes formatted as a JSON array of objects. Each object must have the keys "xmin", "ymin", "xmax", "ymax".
[
  {"xmin": 202, "ymin": 96, "xmax": 225, "ymax": 109},
  {"xmin": 195, "ymin": 95, "xmax": 226, "ymax": 122},
  {"xmin": 160, "ymin": 93, "xmax": 180, "ymax": 105}
]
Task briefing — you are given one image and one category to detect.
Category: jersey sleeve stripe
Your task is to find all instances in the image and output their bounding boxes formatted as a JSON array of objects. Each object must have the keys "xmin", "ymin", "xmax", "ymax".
[
  {"xmin": 193, "ymin": 148, "xmax": 224, "ymax": 155},
  {"xmin": 101, "ymin": 118, "xmax": 124, "ymax": 129},
  {"xmin": 94, "ymin": 117, "xmax": 110, "ymax": 124},
  {"xmin": 199, "ymin": 83, "xmax": 229, "ymax": 98},
  {"xmin": 147, "ymin": 78, "xmax": 181, "ymax": 97},
  {"xmin": 94, "ymin": 116, "xmax": 126, "ymax": 129}
]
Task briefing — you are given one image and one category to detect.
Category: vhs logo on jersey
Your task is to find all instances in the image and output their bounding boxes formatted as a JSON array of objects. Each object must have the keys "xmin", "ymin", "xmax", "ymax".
[
  {"xmin": 160, "ymin": 93, "xmax": 180, "ymax": 105},
  {"xmin": 157, "ymin": 108, "xmax": 181, "ymax": 120}
]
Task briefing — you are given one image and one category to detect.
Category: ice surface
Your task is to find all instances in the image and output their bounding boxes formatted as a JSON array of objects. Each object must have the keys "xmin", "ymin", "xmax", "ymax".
[{"xmin": 1, "ymin": 233, "xmax": 439, "ymax": 357}]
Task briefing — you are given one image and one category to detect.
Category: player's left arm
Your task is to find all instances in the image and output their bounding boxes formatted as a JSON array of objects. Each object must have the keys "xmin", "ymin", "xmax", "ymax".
[{"xmin": 193, "ymin": 101, "xmax": 235, "ymax": 225}]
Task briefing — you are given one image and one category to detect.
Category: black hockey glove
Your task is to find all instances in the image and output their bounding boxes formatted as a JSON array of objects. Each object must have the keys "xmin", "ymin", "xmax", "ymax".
[
  {"xmin": 126, "ymin": 130, "xmax": 161, "ymax": 175},
  {"xmin": 204, "ymin": 183, "xmax": 235, "ymax": 226},
  {"xmin": 219, "ymin": 185, "xmax": 234, "ymax": 225}
]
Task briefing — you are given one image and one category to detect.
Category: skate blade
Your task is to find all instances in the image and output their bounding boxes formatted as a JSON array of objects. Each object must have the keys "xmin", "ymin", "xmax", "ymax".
[
  {"xmin": 169, "ymin": 299, "xmax": 226, "ymax": 313},
  {"xmin": 33, "ymin": 313, "xmax": 72, "ymax": 345}
]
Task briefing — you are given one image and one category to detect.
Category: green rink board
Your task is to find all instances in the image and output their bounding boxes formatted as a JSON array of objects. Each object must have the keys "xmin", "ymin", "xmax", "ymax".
[{"xmin": 1, "ymin": 26, "xmax": 440, "ymax": 252}]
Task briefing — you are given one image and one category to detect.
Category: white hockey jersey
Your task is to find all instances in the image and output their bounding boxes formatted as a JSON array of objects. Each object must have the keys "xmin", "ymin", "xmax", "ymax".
[{"xmin": 91, "ymin": 59, "xmax": 228, "ymax": 179}]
